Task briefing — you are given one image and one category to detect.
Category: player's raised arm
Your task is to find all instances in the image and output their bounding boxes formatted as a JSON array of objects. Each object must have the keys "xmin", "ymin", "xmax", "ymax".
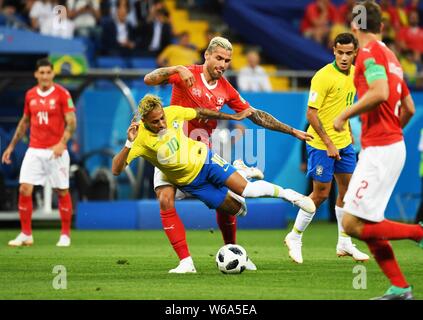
[
  {"xmin": 112, "ymin": 121, "xmax": 139, "ymax": 176},
  {"xmin": 195, "ymin": 107, "xmax": 253, "ymax": 121},
  {"xmin": 1, "ymin": 114, "xmax": 30, "ymax": 164},
  {"xmin": 144, "ymin": 65, "xmax": 195, "ymax": 87},
  {"xmin": 247, "ymin": 108, "xmax": 314, "ymax": 141}
]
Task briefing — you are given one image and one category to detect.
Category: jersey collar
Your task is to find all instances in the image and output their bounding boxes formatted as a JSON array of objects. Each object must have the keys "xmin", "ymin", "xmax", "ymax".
[
  {"xmin": 36, "ymin": 85, "xmax": 55, "ymax": 97},
  {"xmin": 201, "ymin": 73, "xmax": 218, "ymax": 90},
  {"xmin": 332, "ymin": 60, "xmax": 350, "ymax": 76}
]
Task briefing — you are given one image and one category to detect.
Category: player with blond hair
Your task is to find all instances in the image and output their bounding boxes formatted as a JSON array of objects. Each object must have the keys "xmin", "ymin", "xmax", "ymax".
[{"xmin": 112, "ymin": 94, "xmax": 316, "ymax": 273}]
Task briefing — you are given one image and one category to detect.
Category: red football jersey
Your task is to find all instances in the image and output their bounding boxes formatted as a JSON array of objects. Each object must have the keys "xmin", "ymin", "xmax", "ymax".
[
  {"xmin": 168, "ymin": 65, "xmax": 250, "ymax": 144},
  {"xmin": 24, "ymin": 84, "xmax": 75, "ymax": 148},
  {"xmin": 354, "ymin": 40, "xmax": 409, "ymax": 148}
]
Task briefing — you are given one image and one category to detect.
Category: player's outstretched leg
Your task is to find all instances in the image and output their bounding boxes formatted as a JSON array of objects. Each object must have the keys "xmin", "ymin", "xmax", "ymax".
[{"xmin": 240, "ymin": 180, "xmax": 316, "ymax": 214}]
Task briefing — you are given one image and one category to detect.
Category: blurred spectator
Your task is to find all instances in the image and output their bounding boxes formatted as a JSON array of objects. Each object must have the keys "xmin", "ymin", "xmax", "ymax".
[
  {"xmin": 397, "ymin": 11, "xmax": 423, "ymax": 59},
  {"xmin": 199, "ymin": 28, "xmax": 219, "ymax": 60},
  {"xmin": 300, "ymin": 0, "xmax": 338, "ymax": 45},
  {"xmin": 40, "ymin": 0, "xmax": 75, "ymax": 39},
  {"xmin": 157, "ymin": 31, "xmax": 200, "ymax": 67},
  {"xmin": 400, "ymin": 49, "xmax": 420, "ymax": 87},
  {"xmin": 101, "ymin": 3, "xmax": 136, "ymax": 56},
  {"xmin": 407, "ymin": 0, "xmax": 420, "ymax": 13},
  {"xmin": 67, "ymin": 0, "xmax": 100, "ymax": 37},
  {"xmin": 337, "ymin": 0, "xmax": 355, "ymax": 23},
  {"xmin": 237, "ymin": 49, "xmax": 272, "ymax": 92},
  {"xmin": 134, "ymin": 0, "xmax": 162, "ymax": 29},
  {"xmin": 139, "ymin": 6, "xmax": 172, "ymax": 56},
  {"xmin": 1, "ymin": 0, "xmax": 32, "ymax": 26},
  {"xmin": 382, "ymin": 15, "xmax": 396, "ymax": 43},
  {"xmin": 391, "ymin": 0, "xmax": 409, "ymax": 28},
  {"xmin": 29, "ymin": 0, "xmax": 53, "ymax": 31},
  {"xmin": 102, "ymin": 0, "xmax": 138, "ymax": 27}
]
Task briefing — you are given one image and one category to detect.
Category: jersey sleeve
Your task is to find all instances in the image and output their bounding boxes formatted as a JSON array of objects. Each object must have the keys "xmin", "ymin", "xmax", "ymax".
[
  {"xmin": 360, "ymin": 49, "xmax": 388, "ymax": 85},
  {"xmin": 169, "ymin": 106, "xmax": 197, "ymax": 121},
  {"xmin": 126, "ymin": 143, "xmax": 143, "ymax": 165},
  {"xmin": 61, "ymin": 88, "xmax": 76, "ymax": 113},
  {"xmin": 307, "ymin": 71, "xmax": 329, "ymax": 110},
  {"xmin": 226, "ymin": 81, "xmax": 250, "ymax": 112}
]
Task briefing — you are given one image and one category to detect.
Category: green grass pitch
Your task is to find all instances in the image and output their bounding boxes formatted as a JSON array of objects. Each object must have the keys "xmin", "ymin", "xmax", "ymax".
[{"xmin": 0, "ymin": 223, "xmax": 422, "ymax": 300}]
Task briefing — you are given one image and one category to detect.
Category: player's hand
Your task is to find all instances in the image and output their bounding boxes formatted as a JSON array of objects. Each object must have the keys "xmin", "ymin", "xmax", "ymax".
[
  {"xmin": 232, "ymin": 109, "xmax": 254, "ymax": 121},
  {"xmin": 333, "ymin": 116, "xmax": 346, "ymax": 132},
  {"xmin": 326, "ymin": 142, "xmax": 341, "ymax": 161},
  {"xmin": 1, "ymin": 146, "xmax": 13, "ymax": 165},
  {"xmin": 127, "ymin": 121, "xmax": 139, "ymax": 142},
  {"xmin": 177, "ymin": 66, "xmax": 195, "ymax": 87},
  {"xmin": 292, "ymin": 128, "xmax": 314, "ymax": 141},
  {"xmin": 51, "ymin": 142, "xmax": 66, "ymax": 159}
]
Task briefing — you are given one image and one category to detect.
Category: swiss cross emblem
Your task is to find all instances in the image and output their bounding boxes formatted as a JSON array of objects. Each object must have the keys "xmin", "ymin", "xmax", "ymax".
[
  {"xmin": 30, "ymin": 99, "xmax": 37, "ymax": 106},
  {"xmin": 192, "ymin": 88, "xmax": 201, "ymax": 97},
  {"xmin": 217, "ymin": 97, "xmax": 224, "ymax": 105}
]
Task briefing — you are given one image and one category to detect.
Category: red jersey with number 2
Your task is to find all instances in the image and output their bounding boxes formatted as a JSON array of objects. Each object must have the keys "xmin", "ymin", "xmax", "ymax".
[
  {"xmin": 24, "ymin": 84, "xmax": 75, "ymax": 149},
  {"xmin": 168, "ymin": 65, "xmax": 250, "ymax": 144},
  {"xmin": 354, "ymin": 40, "xmax": 409, "ymax": 148}
]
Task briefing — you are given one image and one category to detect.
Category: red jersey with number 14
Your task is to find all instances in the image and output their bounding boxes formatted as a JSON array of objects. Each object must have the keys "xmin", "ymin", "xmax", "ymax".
[
  {"xmin": 168, "ymin": 65, "xmax": 250, "ymax": 142},
  {"xmin": 24, "ymin": 84, "xmax": 75, "ymax": 149},
  {"xmin": 354, "ymin": 40, "xmax": 409, "ymax": 148}
]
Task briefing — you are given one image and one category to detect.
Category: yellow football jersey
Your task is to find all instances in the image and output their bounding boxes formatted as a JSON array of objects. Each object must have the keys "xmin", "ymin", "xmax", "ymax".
[
  {"xmin": 126, "ymin": 106, "xmax": 208, "ymax": 185},
  {"xmin": 306, "ymin": 62, "xmax": 356, "ymax": 150}
]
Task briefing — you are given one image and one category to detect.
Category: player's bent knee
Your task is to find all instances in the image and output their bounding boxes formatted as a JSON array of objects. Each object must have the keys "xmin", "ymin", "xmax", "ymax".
[
  {"xmin": 55, "ymin": 189, "xmax": 69, "ymax": 197},
  {"xmin": 19, "ymin": 184, "xmax": 33, "ymax": 196},
  {"xmin": 156, "ymin": 188, "xmax": 176, "ymax": 211},
  {"xmin": 342, "ymin": 213, "xmax": 360, "ymax": 238}
]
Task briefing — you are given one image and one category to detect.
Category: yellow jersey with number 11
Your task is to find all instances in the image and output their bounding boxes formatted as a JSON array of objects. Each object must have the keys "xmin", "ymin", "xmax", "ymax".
[{"xmin": 306, "ymin": 62, "xmax": 356, "ymax": 150}]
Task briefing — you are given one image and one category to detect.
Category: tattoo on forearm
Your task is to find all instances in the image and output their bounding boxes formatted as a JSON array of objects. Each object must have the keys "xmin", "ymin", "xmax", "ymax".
[
  {"xmin": 145, "ymin": 68, "xmax": 170, "ymax": 84},
  {"xmin": 197, "ymin": 108, "xmax": 228, "ymax": 120},
  {"xmin": 317, "ymin": 117, "xmax": 328, "ymax": 135},
  {"xmin": 10, "ymin": 117, "xmax": 29, "ymax": 146},
  {"xmin": 248, "ymin": 109, "xmax": 293, "ymax": 134}
]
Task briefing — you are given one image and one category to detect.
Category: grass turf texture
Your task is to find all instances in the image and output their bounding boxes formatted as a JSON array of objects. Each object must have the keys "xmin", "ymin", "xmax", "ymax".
[{"xmin": 0, "ymin": 222, "xmax": 422, "ymax": 300}]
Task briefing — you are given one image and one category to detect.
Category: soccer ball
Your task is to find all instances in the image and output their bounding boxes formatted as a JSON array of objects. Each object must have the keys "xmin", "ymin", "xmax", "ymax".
[{"xmin": 215, "ymin": 244, "xmax": 248, "ymax": 274}]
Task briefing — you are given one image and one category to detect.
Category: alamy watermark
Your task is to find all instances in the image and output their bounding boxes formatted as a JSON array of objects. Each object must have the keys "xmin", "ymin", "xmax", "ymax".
[
  {"xmin": 352, "ymin": 265, "xmax": 367, "ymax": 290},
  {"xmin": 52, "ymin": 265, "xmax": 67, "ymax": 290},
  {"xmin": 352, "ymin": 4, "xmax": 367, "ymax": 30}
]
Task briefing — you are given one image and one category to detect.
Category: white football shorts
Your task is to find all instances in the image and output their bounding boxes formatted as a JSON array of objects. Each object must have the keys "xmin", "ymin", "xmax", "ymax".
[
  {"xmin": 19, "ymin": 147, "xmax": 70, "ymax": 189},
  {"xmin": 343, "ymin": 140, "xmax": 405, "ymax": 222}
]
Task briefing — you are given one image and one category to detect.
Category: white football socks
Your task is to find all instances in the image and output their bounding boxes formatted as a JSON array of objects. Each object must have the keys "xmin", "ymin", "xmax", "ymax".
[
  {"xmin": 335, "ymin": 205, "xmax": 351, "ymax": 244},
  {"xmin": 241, "ymin": 180, "xmax": 284, "ymax": 198},
  {"xmin": 291, "ymin": 208, "xmax": 316, "ymax": 239}
]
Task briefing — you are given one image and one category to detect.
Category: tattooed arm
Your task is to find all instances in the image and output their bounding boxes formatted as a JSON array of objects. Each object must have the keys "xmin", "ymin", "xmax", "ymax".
[
  {"xmin": 307, "ymin": 106, "xmax": 340, "ymax": 160},
  {"xmin": 1, "ymin": 115, "xmax": 30, "ymax": 164},
  {"xmin": 196, "ymin": 108, "xmax": 253, "ymax": 121},
  {"xmin": 144, "ymin": 65, "xmax": 195, "ymax": 87},
  {"xmin": 248, "ymin": 108, "xmax": 313, "ymax": 141}
]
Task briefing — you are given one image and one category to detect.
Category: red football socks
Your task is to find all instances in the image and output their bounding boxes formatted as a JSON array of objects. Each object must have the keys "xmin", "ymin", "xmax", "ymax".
[
  {"xmin": 160, "ymin": 208, "xmax": 190, "ymax": 260},
  {"xmin": 366, "ymin": 239, "xmax": 409, "ymax": 288},
  {"xmin": 58, "ymin": 192, "xmax": 73, "ymax": 236},
  {"xmin": 361, "ymin": 219, "xmax": 423, "ymax": 242},
  {"xmin": 216, "ymin": 210, "xmax": 237, "ymax": 245},
  {"xmin": 18, "ymin": 194, "xmax": 33, "ymax": 236}
]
